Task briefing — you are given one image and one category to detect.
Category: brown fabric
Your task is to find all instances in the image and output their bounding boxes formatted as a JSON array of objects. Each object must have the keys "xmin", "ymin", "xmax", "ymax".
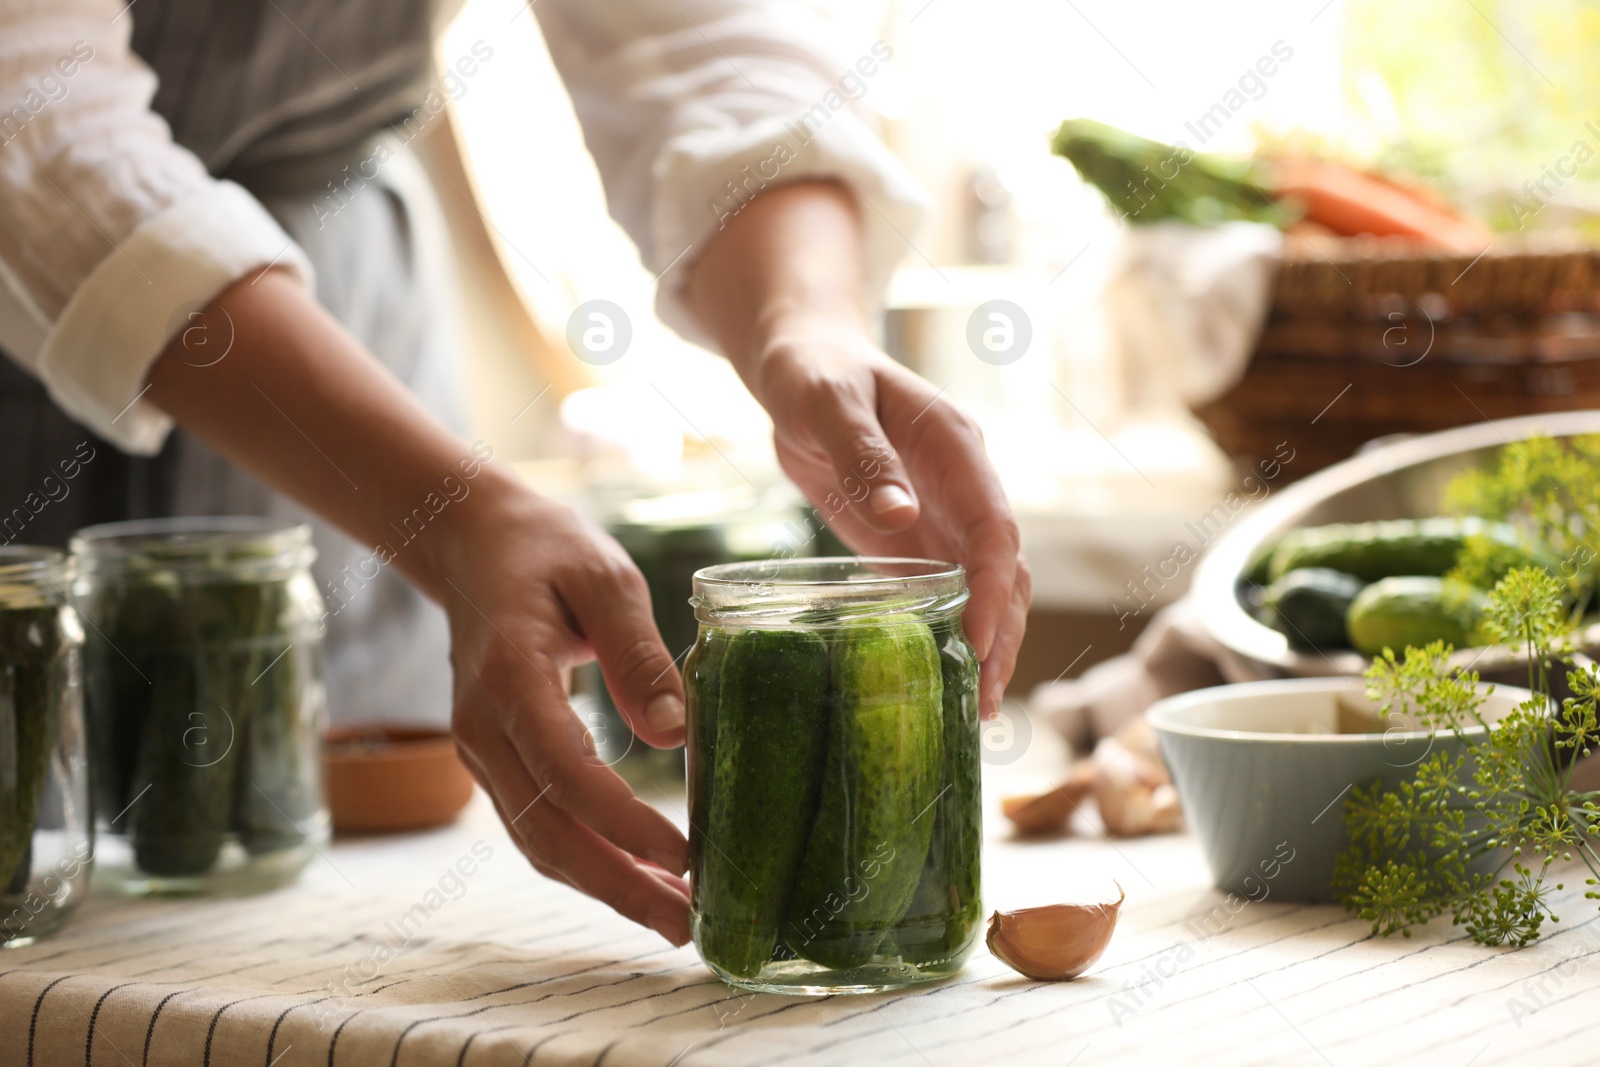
[{"xmin": 1030, "ymin": 599, "xmax": 1235, "ymax": 753}]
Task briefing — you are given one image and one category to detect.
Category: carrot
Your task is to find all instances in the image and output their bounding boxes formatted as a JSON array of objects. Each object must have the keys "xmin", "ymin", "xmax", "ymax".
[{"xmin": 1267, "ymin": 158, "xmax": 1493, "ymax": 254}]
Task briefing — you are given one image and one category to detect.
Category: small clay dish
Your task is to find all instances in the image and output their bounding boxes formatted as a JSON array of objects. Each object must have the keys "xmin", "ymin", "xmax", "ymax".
[{"xmin": 323, "ymin": 724, "xmax": 475, "ymax": 834}]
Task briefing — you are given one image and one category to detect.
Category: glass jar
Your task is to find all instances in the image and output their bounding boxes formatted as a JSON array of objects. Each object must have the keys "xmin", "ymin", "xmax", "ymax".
[
  {"xmin": 685, "ymin": 557, "xmax": 981, "ymax": 994},
  {"xmin": 71, "ymin": 518, "xmax": 329, "ymax": 895},
  {"xmin": 0, "ymin": 547, "xmax": 91, "ymax": 947}
]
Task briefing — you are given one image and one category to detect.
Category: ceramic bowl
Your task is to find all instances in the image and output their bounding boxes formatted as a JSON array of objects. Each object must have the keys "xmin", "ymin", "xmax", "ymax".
[
  {"xmin": 1149, "ymin": 677, "xmax": 1527, "ymax": 903},
  {"xmin": 1190, "ymin": 409, "xmax": 1600, "ymax": 679},
  {"xmin": 323, "ymin": 725, "xmax": 475, "ymax": 834}
]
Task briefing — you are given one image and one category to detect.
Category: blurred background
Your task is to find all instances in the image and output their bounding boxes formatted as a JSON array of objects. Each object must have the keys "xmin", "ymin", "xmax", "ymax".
[{"xmin": 421, "ymin": 0, "xmax": 1600, "ymax": 714}]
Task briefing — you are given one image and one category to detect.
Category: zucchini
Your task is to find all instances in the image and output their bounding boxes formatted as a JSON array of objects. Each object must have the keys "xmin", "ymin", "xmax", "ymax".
[
  {"xmin": 784, "ymin": 621, "xmax": 943, "ymax": 969},
  {"xmin": 1261, "ymin": 568, "xmax": 1365, "ymax": 651},
  {"xmin": 1267, "ymin": 518, "xmax": 1542, "ymax": 584},
  {"xmin": 1346, "ymin": 576, "xmax": 1491, "ymax": 657},
  {"xmin": 890, "ymin": 618, "xmax": 982, "ymax": 965},
  {"xmin": 697, "ymin": 629, "xmax": 831, "ymax": 978}
]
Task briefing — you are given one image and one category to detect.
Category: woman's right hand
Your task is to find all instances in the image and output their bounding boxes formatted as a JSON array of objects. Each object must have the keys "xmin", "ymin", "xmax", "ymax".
[
  {"xmin": 144, "ymin": 271, "xmax": 692, "ymax": 943},
  {"xmin": 435, "ymin": 473, "xmax": 694, "ymax": 945}
]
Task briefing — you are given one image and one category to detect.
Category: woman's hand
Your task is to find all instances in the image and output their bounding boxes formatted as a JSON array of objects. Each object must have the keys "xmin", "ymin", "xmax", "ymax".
[
  {"xmin": 147, "ymin": 271, "xmax": 693, "ymax": 945},
  {"xmin": 438, "ymin": 478, "xmax": 694, "ymax": 945},
  {"xmin": 685, "ymin": 181, "xmax": 1030, "ymax": 714},
  {"xmin": 751, "ymin": 314, "xmax": 1030, "ymax": 715}
]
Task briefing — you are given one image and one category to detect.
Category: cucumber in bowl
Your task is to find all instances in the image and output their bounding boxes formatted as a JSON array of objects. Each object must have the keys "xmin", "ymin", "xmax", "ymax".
[{"xmin": 1249, "ymin": 517, "xmax": 1559, "ymax": 656}]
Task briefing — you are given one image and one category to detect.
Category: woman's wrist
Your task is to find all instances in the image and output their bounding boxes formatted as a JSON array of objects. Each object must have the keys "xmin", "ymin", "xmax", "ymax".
[
  {"xmin": 743, "ymin": 306, "xmax": 875, "ymax": 406},
  {"xmin": 685, "ymin": 180, "xmax": 869, "ymax": 390},
  {"xmin": 415, "ymin": 460, "xmax": 544, "ymax": 603}
]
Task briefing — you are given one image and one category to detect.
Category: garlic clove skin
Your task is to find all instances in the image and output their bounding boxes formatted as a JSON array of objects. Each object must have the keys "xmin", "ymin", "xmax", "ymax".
[
  {"xmin": 986, "ymin": 885, "xmax": 1125, "ymax": 981},
  {"xmin": 1094, "ymin": 736, "xmax": 1183, "ymax": 837},
  {"xmin": 1001, "ymin": 760, "xmax": 1094, "ymax": 836}
]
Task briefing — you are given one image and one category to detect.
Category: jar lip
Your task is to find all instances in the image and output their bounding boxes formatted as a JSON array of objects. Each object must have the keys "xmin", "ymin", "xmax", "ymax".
[
  {"xmin": 0, "ymin": 545, "xmax": 70, "ymax": 585},
  {"xmin": 70, "ymin": 516, "xmax": 315, "ymax": 575},
  {"xmin": 693, "ymin": 556, "xmax": 963, "ymax": 589}
]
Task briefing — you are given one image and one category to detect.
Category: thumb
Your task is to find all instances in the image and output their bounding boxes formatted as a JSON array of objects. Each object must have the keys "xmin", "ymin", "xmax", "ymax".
[
  {"xmin": 808, "ymin": 396, "xmax": 918, "ymax": 533},
  {"xmin": 564, "ymin": 564, "xmax": 686, "ymax": 748}
]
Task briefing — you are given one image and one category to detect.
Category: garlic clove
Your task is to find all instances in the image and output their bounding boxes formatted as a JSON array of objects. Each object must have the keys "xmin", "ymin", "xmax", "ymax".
[
  {"xmin": 1001, "ymin": 760, "xmax": 1094, "ymax": 836},
  {"xmin": 1094, "ymin": 736, "xmax": 1183, "ymax": 837},
  {"xmin": 986, "ymin": 885, "xmax": 1124, "ymax": 981}
]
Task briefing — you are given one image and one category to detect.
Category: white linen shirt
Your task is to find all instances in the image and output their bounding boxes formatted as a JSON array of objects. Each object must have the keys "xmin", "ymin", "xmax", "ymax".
[{"xmin": 0, "ymin": 0, "xmax": 927, "ymax": 453}]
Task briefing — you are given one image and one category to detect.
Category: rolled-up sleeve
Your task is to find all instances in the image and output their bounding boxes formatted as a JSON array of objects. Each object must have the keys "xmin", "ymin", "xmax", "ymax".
[
  {"xmin": 0, "ymin": 0, "xmax": 312, "ymax": 454},
  {"xmin": 533, "ymin": 0, "xmax": 930, "ymax": 346}
]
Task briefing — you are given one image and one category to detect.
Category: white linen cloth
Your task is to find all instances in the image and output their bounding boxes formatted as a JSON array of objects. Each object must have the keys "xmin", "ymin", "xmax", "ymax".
[
  {"xmin": 5, "ymin": 789, "xmax": 1597, "ymax": 1066},
  {"xmin": 1101, "ymin": 220, "xmax": 1282, "ymax": 413},
  {"xmin": 0, "ymin": 0, "xmax": 926, "ymax": 453}
]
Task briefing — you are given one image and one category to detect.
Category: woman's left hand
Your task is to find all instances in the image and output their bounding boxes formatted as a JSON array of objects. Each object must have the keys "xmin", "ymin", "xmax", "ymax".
[
  {"xmin": 686, "ymin": 180, "xmax": 1030, "ymax": 715},
  {"xmin": 749, "ymin": 312, "xmax": 1030, "ymax": 716}
]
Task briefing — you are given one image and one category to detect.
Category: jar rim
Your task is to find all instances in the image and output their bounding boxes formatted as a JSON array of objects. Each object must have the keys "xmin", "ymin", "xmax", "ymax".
[
  {"xmin": 70, "ymin": 516, "xmax": 315, "ymax": 577},
  {"xmin": 693, "ymin": 556, "xmax": 963, "ymax": 589},
  {"xmin": 0, "ymin": 545, "xmax": 71, "ymax": 593},
  {"xmin": 691, "ymin": 557, "xmax": 968, "ymax": 627}
]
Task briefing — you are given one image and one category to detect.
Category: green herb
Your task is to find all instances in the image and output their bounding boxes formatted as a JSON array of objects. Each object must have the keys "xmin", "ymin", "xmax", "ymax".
[
  {"xmin": 1445, "ymin": 433, "xmax": 1600, "ymax": 611},
  {"xmin": 1334, "ymin": 566, "xmax": 1600, "ymax": 945},
  {"xmin": 0, "ymin": 600, "xmax": 65, "ymax": 895}
]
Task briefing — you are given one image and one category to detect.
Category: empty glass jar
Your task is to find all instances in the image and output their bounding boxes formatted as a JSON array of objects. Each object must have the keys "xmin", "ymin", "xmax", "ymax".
[
  {"xmin": 686, "ymin": 558, "xmax": 981, "ymax": 994},
  {"xmin": 0, "ymin": 547, "xmax": 91, "ymax": 947},
  {"xmin": 72, "ymin": 518, "xmax": 329, "ymax": 894}
]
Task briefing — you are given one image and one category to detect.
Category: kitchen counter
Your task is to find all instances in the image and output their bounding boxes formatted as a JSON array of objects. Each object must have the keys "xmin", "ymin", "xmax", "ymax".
[{"xmin": 5, "ymin": 764, "xmax": 1597, "ymax": 1067}]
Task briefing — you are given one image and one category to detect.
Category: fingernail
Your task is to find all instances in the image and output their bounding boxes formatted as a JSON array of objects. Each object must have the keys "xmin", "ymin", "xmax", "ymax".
[
  {"xmin": 650, "ymin": 911, "xmax": 690, "ymax": 947},
  {"xmin": 645, "ymin": 693, "xmax": 685, "ymax": 733},
  {"xmin": 647, "ymin": 846, "xmax": 687, "ymax": 875},
  {"xmin": 871, "ymin": 485, "xmax": 914, "ymax": 515}
]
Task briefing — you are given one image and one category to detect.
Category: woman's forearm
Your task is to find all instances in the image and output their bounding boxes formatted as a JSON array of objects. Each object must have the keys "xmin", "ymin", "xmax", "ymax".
[
  {"xmin": 144, "ymin": 268, "xmax": 514, "ymax": 602},
  {"xmin": 684, "ymin": 180, "xmax": 868, "ymax": 397}
]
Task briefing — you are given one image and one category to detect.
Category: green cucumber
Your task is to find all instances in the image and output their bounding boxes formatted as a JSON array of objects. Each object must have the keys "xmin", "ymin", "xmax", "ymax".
[
  {"xmin": 684, "ymin": 626, "xmax": 730, "ymax": 902},
  {"xmin": 125, "ymin": 580, "xmax": 264, "ymax": 876},
  {"xmin": 697, "ymin": 628, "xmax": 831, "ymax": 978},
  {"xmin": 231, "ymin": 586, "xmax": 318, "ymax": 854},
  {"xmin": 784, "ymin": 621, "xmax": 943, "ymax": 969},
  {"xmin": 1267, "ymin": 518, "xmax": 1546, "ymax": 584},
  {"xmin": 0, "ymin": 604, "xmax": 65, "ymax": 895},
  {"xmin": 1345, "ymin": 576, "xmax": 1491, "ymax": 657},
  {"xmin": 85, "ymin": 581, "xmax": 174, "ymax": 820},
  {"xmin": 890, "ymin": 618, "xmax": 981, "ymax": 965},
  {"xmin": 1261, "ymin": 568, "xmax": 1365, "ymax": 651}
]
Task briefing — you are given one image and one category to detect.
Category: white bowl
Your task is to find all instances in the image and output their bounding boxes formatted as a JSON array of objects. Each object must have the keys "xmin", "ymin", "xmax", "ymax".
[{"xmin": 1149, "ymin": 677, "xmax": 1526, "ymax": 902}]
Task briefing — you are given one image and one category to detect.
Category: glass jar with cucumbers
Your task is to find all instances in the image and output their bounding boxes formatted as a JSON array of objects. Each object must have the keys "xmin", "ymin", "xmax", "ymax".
[
  {"xmin": 0, "ymin": 547, "xmax": 92, "ymax": 947},
  {"xmin": 72, "ymin": 518, "xmax": 329, "ymax": 895},
  {"xmin": 685, "ymin": 558, "xmax": 982, "ymax": 993}
]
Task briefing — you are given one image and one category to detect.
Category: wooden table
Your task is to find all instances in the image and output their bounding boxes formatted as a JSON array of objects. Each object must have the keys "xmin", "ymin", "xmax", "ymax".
[{"xmin": 5, "ymin": 763, "xmax": 1598, "ymax": 1066}]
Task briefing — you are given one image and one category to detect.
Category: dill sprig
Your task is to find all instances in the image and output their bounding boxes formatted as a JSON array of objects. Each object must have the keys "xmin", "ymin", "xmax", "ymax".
[
  {"xmin": 1445, "ymin": 433, "xmax": 1600, "ymax": 613},
  {"xmin": 1335, "ymin": 566, "xmax": 1600, "ymax": 946}
]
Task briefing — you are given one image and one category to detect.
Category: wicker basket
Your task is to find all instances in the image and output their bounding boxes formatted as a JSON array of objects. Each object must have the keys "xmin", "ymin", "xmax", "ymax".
[{"xmin": 1192, "ymin": 243, "xmax": 1600, "ymax": 478}]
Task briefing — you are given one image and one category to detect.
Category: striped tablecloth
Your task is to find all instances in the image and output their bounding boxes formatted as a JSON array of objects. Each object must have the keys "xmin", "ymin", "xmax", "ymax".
[{"xmin": 5, "ymin": 773, "xmax": 1600, "ymax": 1067}]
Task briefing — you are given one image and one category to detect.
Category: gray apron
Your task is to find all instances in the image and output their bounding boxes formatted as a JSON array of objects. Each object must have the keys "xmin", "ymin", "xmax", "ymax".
[
  {"xmin": 0, "ymin": 0, "xmax": 464, "ymax": 726},
  {"xmin": 190, "ymin": 141, "xmax": 465, "ymax": 728}
]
